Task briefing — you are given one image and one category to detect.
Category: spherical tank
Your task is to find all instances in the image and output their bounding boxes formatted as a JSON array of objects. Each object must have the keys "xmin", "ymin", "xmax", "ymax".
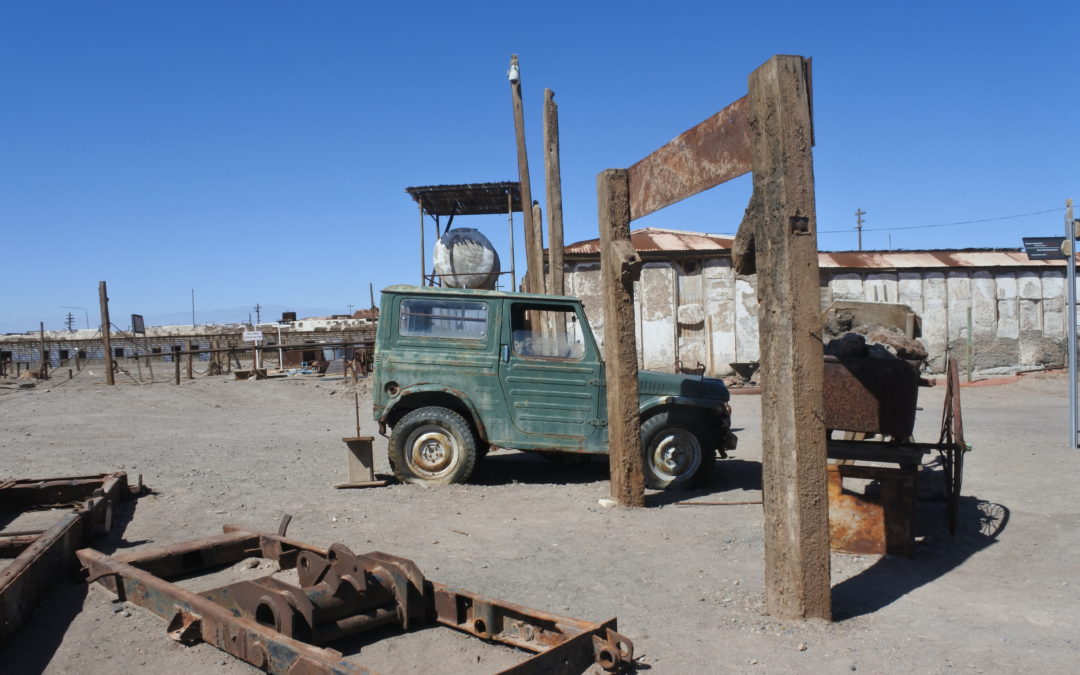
[{"xmin": 433, "ymin": 228, "xmax": 502, "ymax": 289}]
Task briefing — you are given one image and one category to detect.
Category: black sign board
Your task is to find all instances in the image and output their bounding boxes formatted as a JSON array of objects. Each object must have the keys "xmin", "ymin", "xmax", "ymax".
[
  {"xmin": 131, "ymin": 314, "xmax": 146, "ymax": 334},
  {"xmin": 1022, "ymin": 237, "xmax": 1067, "ymax": 260}
]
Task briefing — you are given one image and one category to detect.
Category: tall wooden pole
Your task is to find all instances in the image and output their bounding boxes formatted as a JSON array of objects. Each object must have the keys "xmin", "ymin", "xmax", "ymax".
[
  {"xmin": 734, "ymin": 55, "xmax": 830, "ymax": 620},
  {"xmin": 187, "ymin": 340, "xmax": 194, "ymax": 379},
  {"xmin": 597, "ymin": 169, "xmax": 644, "ymax": 507},
  {"xmin": 544, "ymin": 89, "xmax": 565, "ymax": 296},
  {"xmin": 99, "ymin": 281, "xmax": 115, "ymax": 385},
  {"xmin": 509, "ymin": 54, "xmax": 541, "ymax": 294}
]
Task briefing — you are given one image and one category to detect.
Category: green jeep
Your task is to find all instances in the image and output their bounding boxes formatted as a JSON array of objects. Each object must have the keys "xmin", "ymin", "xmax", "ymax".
[{"xmin": 372, "ymin": 285, "xmax": 737, "ymax": 489}]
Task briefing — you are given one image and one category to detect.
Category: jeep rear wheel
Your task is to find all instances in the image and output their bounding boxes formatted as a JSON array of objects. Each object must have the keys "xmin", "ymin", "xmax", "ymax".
[
  {"xmin": 389, "ymin": 406, "xmax": 478, "ymax": 485},
  {"xmin": 640, "ymin": 412, "xmax": 715, "ymax": 489}
]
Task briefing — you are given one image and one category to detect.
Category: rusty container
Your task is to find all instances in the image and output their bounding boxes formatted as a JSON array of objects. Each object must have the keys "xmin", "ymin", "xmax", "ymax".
[{"xmin": 823, "ymin": 356, "xmax": 920, "ymax": 438}]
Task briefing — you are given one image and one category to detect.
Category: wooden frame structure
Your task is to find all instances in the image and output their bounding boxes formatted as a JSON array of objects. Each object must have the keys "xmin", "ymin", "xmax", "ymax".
[{"xmin": 598, "ymin": 55, "xmax": 829, "ymax": 619}]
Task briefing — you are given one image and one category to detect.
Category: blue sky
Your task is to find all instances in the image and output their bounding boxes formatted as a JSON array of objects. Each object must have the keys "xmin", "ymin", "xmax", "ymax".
[{"xmin": 2, "ymin": 1, "xmax": 1076, "ymax": 332}]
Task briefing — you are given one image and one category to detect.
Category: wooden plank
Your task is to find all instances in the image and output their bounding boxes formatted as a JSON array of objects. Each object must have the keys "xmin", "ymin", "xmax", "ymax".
[
  {"xmin": 738, "ymin": 55, "xmax": 830, "ymax": 620},
  {"xmin": 626, "ymin": 96, "xmax": 751, "ymax": 221},
  {"xmin": 597, "ymin": 169, "xmax": 645, "ymax": 507}
]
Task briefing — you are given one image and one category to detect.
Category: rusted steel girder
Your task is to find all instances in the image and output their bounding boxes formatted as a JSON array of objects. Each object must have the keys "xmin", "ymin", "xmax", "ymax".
[
  {"xmin": 626, "ymin": 96, "xmax": 751, "ymax": 221},
  {"xmin": 0, "ymin": 471, "xmax": 135, "ymax": 644},
  {"xmin": 79, "ymin": 525, "xmax": 634, "ymax": 674}
]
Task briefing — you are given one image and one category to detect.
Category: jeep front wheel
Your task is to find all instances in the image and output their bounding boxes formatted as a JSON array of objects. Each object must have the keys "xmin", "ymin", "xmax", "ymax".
[
  {"xmin": 640, "ymin": 412, "xmax": 715, "ymax": 489},
  {"xmin": 389, "ymin": 406, "xmax": 478, "ymax": 485}
]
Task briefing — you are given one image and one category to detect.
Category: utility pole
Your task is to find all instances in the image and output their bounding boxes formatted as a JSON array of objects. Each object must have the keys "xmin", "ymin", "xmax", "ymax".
[
  {"xmin": 254, "ymin": 303, "xmax": 262, "ymax": 324},
  {"xmin": 508, "ymin": 54, "xmax": 542, "ymax": 293},
  {"xmin": 64, "ymin": 312, "xmax": 75, "ymax": 331},
  {"xmin": 855, "ymin": 208, "xmax": 865, "ymax": 251},
  {"xmin": 347, "ymin": 304, "xmax": 355, "ymax": 316}
]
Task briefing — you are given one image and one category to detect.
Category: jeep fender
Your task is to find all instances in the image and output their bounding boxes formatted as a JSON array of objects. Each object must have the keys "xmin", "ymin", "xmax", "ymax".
[{"xmin": 379, "ymin": 383, "xmax": 488, "ymax": 441}]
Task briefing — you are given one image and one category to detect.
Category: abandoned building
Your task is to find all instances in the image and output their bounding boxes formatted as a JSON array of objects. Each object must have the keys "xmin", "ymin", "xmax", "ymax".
[{"xmin": 559, "ymin": 227, "xmax": 1070, "ymax": 375}]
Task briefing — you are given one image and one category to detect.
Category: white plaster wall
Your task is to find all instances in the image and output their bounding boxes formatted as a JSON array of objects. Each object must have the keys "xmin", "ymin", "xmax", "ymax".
[
  {"xmin": 996, "ymin": 273, "xmax": 1019, "ymax": 339},
  {"xmin": 971, "ymin": 271, "xmax": 997, "ymax": 336},
  {"xmin": 639, "ymin": 263, "xmax": 676, "ymax": 371},
  {"xmin": 565, "ymin": 261, "xmax": 1068, "ymax": 375},
  {"xmin": 946, "ymin": 271, "xmax": 971, "ymax": 341},
  {"xmin": 734, "ymin": 275, "xmax": 759, "ymax": 362},
  {"xmin": 830, "ymin": 273, "xmax": 864, "ymax": 301},
  {"xmin": 922, "ymin": 272, "xmax": 948, "ymax": 363},
  {"xmin": 865, "ymin": 272, "xmax": 899, "ymax": 304},
  {"xmin": 568, "ymin": 263, "xmax": 604, "ymax": 347},
  {"xmin": 897, "ymin": 272, "xmax": 925, "ymax": 317},
  {"xmin": 1042, "ymin": 272, "xmax": 1065, "ymax": 338},
  {"xmin": 704, "ymin": 258, "xmax": 736, "ymax": 375}
]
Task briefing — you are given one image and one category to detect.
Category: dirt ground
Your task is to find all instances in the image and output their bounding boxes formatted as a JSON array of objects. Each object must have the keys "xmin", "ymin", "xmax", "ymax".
[{"xmin": 1, "ymin": 366, "xmax": 1078, "ymax": 674}]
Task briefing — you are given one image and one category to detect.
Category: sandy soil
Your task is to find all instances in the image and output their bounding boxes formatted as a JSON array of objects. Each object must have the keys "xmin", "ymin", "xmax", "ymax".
[{"xmin": 1, "ymin": 367, "xmax": 1077, "ymax": 674}]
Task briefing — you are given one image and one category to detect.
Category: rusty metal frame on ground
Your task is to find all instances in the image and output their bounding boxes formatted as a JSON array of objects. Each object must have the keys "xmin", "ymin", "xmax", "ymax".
[
  {"xmin": 0, "ymin": 471, "xmax": 135, "ymax": 643},
  {"xmin": 78, "ymin": 521, "xmax": 634, "ymax": 674}
]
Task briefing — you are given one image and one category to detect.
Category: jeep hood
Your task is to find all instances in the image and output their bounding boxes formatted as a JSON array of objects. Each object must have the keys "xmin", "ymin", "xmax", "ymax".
[{"xmin": 637, "ymin": 370, "xmax": 730, "ymax": 402}]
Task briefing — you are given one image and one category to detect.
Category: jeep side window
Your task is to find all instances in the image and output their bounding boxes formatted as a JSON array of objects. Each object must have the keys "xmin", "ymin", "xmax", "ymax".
[
  {"xmin": 400, "ymin": 299, "xmax": 488, "ymax": 340},
  {"xmin": 510, "ymin": 304, "xmax": 585, "ymax": 359}
]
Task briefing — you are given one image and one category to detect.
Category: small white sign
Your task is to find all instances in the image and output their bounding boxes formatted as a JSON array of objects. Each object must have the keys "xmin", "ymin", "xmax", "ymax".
[{"xmin": 242, "ymin": 330, "xmax": 264, "ymax": 342}]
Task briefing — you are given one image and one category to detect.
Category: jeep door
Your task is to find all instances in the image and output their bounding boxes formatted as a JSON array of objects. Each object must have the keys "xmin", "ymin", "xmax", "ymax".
[{"xmin": 497, "ymin": 301, "xmax": 603, "ymax": 450}]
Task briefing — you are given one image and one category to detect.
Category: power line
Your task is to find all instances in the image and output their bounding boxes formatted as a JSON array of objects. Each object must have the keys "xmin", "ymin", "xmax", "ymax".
[{"xmin": 818, "ymin": 207, "xmax": 1065, "ymax": 234}]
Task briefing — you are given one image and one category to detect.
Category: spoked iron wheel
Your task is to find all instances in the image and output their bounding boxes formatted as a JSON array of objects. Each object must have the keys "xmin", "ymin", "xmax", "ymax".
[{"xmin": 938, "ymin": 357, "xmax": 969, "ymax": 534}]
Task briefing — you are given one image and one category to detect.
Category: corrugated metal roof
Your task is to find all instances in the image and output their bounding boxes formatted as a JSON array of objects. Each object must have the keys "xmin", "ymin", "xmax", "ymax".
[
  {"xmin": 405, "ymin": 182, "xmax": 522, "ymax": 216},
  {"xmin": 818, "ymin": 249, "xmax": 1068, "ymax": 269},
  {"xmin": 562, "ymin": 228, "xmax": 1069, "ymax": 269},
  {"xmin": 563, "ymin": 227, "xmax": 735, "ymax": 256}
]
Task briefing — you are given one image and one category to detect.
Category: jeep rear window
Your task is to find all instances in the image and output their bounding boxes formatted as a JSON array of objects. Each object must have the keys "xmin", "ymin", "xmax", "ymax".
[{"xmin": 399, "ymin": 299, "xmax": 488, "ymax": 340}]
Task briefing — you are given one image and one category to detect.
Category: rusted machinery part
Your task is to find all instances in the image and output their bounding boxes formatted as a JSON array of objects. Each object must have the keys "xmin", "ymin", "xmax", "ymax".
[
  {"xmin": 938, "ymin": 357, "xmax": 968, "ymax": 534},
  {"xmin": 0, "ymin": 472, "xmax": 138, "ymax": 645},
  {"xmin": 77, "ymin": 524, "xmax": 635, "ymax": 674}
]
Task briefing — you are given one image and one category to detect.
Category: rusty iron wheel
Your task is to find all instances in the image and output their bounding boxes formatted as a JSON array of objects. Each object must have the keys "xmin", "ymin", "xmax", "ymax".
[
  {"xmin": 939, "ymin": 357, "xmax": 968, "ymax": 534},
  {"xmin": 389, "ymin": 406, "xmax": 478, "ymax": 485},
  {"xmin": 640, "ymin": 412, "xmax": 715, "ymax": 490}
]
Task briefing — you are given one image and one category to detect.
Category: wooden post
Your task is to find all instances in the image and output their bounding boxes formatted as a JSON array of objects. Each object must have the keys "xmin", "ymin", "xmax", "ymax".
[
  {"xmin": 38, "ymin": 322, "xmax": 48, "ymax": 379},
  {"xmin": 597, "ymin": 169, "xmax": 644, "ymax": 507},
  {"xmin": 544, "ymin": 89, "xmax": 566, "ymax": 297},
  {"xmin": 532, "ymin": 202, "xmax": 546, "ymax": 293},
  {"xmin": 187, "ymin": 340, "xmax": 194, "ymax": 379},
  {"xmin": 99, "ymin": 281, "xmax": 115, "ymax": 385},
  {"xmin": 509, "ymin": 54, "xmax": 542, "ymax": 294},
  {"xmin": 734, "ymin": 55, "xmax": 830, "ymax": 620},
  {"xmin": 174, "ymin": 349, "xmax": 180, "ymax": 385}
]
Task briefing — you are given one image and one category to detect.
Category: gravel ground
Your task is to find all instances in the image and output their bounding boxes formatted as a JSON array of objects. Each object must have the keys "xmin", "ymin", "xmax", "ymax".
[{"xmin": 1, "ymin": 368, "xmax": 1077, "ymax": 674}]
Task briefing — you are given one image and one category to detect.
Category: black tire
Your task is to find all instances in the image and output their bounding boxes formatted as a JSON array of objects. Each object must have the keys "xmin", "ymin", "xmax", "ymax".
[
  {"xmin": 640, "ymin": 411, "xmax": 715, "ymax": 489},
  {"xmin": 388, "ymin": 406, "xmax": 478, "ymax": 485}
]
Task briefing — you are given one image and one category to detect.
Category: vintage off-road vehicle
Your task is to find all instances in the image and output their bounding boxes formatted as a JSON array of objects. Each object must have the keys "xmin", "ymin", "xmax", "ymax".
[{"xmin": 372, "ymin": 285, "xmax": 737, "ymax": 489}]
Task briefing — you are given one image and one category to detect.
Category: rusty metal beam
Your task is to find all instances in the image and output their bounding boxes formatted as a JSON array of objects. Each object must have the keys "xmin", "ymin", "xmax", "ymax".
[{"xmin": 626, "ymin": 96, "xmax": 751, "ymax": 221}]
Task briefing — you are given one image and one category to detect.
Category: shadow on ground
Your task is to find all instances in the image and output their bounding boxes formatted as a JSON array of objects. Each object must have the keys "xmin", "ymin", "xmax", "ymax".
[
  {"xmin": 0, "ymin": 493, "xmax": 143, "ymax": 675},
  {"xmin": 832, "ymin": 495, "xmax": 1009, "ymax": 620}
]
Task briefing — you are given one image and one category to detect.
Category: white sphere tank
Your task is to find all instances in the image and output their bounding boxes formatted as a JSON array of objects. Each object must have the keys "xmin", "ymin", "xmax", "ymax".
[{"xmin": 433, "ymin": 228, "xmax": 501, "ymax": 289}]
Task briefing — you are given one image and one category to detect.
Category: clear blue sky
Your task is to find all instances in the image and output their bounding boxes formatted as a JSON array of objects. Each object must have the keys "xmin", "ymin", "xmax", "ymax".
[{"xmin": 2, "ymin": 1, "xmax": 1076, "ymax": 332}]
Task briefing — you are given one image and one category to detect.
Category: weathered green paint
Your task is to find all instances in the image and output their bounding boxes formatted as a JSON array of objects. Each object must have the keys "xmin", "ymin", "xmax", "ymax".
[{"xmin": 373, "ymin": 285, "xmax": 733, "ymax": 456}]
